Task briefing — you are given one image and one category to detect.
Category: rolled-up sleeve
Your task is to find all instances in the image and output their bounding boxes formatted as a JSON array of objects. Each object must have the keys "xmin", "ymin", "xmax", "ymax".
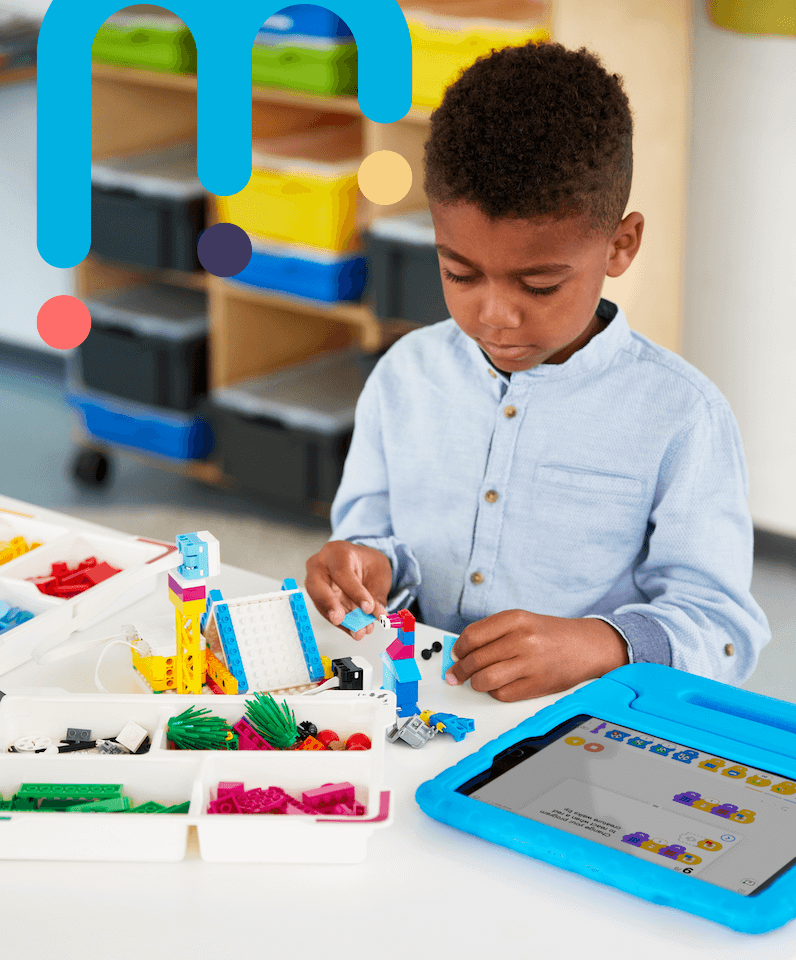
[
  {"xmin": 330, "ymin": 370, "xmax": 422, "ymax": 612},
  {"xmin": 595, "ymin": 402, "xmax": 770, "ymax": 682}
]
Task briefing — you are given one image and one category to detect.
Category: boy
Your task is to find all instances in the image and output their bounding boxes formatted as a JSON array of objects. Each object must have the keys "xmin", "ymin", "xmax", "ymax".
[{"xmin": 305, "ymin": 42, "xmax": 770, "ymax": 701}]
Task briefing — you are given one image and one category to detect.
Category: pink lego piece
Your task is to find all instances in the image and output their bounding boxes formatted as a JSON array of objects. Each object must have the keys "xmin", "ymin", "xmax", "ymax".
[
  {"xmin": 386, "ymin": 638, "xmax": 415, "ymax": 660},
  {"xmin": 302, "ymin": 782, "xmax": 356, "ymax": 810},
  {"xmin": 233, "ymin": 717, "xmax": 276, "ymax": 751},
  {"xmin": 217, "ymin": 782, "xmax": 245, "ymax": 798},
  {"xmin": 284, "ymin": 795, "xmax": 319, "ymax": 815},
  {"xmin": 258, "ymin": 787, "xmax": 290, "ymax": 813},
  {"xmin": 208, "ymin": 794, "xmax": 241, "ymax": 814}
]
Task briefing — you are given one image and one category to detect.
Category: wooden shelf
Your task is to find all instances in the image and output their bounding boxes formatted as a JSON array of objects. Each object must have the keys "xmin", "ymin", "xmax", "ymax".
[
  {"xmin": 0, "ymin": 65, "xmax": 35, "ymax": 87},
  {"xmin": 90, "ymin": 62, "xmax": 432, "ymax": 124}
]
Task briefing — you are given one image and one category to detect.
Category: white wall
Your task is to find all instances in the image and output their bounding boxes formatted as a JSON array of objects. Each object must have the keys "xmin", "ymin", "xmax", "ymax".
[
  {"xmin": 682, "ymin": 1, "xmax": 796, "ymax": 536},
  {"xmin": 0, "ymin": 77, "xmax": 69, "ymax": 353}
]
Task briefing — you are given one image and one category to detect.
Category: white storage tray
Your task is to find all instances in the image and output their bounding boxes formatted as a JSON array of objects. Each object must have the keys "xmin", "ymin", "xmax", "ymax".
[
  {"xmin": 0, "ymin": 690, "xmax": 395, "ymax": 863},
  {"xmin": 0, "ymin": 509, "xmax": 175, "ymax": 677}
]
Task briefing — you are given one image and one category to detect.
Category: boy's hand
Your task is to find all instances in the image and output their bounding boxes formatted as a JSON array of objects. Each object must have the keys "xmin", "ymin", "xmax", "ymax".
[
  {"xmin": 445, "ymin": 611, "xmax": 629, "ymax": 701},
  {"xmin": 305, "ymin": 541, "xmax": 392, "ymax": 640}
]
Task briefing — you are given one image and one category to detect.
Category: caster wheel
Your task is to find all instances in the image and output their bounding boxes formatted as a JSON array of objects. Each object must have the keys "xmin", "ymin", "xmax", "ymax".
[{"xmin": 72, "ymin": 449, "xmax": 111, "ymax": 486}]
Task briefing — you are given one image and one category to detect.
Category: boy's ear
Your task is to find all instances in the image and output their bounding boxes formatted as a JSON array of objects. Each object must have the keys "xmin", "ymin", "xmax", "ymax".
[{"xmin": 605, "ymin": 212, "xmax": 644, "ymax": 279}]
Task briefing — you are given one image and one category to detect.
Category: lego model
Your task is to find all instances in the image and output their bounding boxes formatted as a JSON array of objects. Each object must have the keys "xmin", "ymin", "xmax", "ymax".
[
  {"xmin": 379, "ymin": 609, "xmax": 421, "ymax": 718},
  {"xmin": 169, "ymin": 531, "xmax": 220, "ymax": 695}
]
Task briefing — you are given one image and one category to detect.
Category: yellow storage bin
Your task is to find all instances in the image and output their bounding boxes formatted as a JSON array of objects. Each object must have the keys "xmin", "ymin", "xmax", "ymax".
[
  {"xmin": 216, "ymin": 121, "xmax": 362, "ymax": 253},
  {"xmin": 404, "ymin": 0, "xmax": 551, "ymax": 110}
]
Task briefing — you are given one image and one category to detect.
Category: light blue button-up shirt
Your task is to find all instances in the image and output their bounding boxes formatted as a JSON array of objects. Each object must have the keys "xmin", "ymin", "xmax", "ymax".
[{"xmin": 330, "ymin": 299, "xmax": 770, "ymax": 684}]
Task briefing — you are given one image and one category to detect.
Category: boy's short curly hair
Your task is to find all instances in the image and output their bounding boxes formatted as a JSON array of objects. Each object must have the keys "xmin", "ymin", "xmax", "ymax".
[{"xmin": 423, "ymin": 41, "xmax": 633, "ymax": 237}]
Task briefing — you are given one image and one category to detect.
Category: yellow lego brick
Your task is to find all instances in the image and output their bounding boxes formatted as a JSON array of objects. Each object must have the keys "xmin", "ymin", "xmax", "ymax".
[
  {"xmin": 205, "ymin": 648, "xmax": 238, "ymax": 695},
  {"xmin": 321, "ymin": 656, "xmax": 333, "ymax": 680}
]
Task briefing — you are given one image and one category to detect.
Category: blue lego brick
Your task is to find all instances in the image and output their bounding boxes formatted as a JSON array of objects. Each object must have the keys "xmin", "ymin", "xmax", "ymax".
[
  {"xmin": 201, "ymin": 588, "xmax": 224, "ymax": 634},
  {"xmin": 441, "ymin": 635, "xmax": 456, "ymax": 678},
  {"xmin": 214, "ymin": 603, "xmax": 248, "ymax": 693},
  {"xmin": 428, "ymin": 712, "xmax": 475, "ymax": 742},
  {"xmin": 397, "ymin": 698, "xmax": 419, "ymax": 718},
  {"xmin": 341, "ymin": 607, "xmax": 377, "ymax": 633},
  {"xmin": 282, "ymin": 578, "xmax": 324, "ymax": 682},
  {"xmin": 391, "ymin": 656, "xmax": 421, "ymax": 685},
  {"xmin": 396, "ymin": 681, "xmax": 419, "ymax": 704},
  {"xmin": 176, "ymin": 532, "xmax": 210, "ymax": 579}
]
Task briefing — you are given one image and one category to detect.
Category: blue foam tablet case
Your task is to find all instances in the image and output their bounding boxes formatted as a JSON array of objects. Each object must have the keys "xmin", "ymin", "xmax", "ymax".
[{"xmin": 416, "ymin": 664, "xmax": 796, "ymax": 934}]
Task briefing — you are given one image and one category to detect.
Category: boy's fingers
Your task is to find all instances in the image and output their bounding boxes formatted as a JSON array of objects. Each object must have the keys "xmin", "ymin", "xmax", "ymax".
[
  {"xmin": 326, "ymin": 560, "xmax": 375, "ymax": 617},
  {"xmin": 446, "ymin": 635, "xmax": 522, "ymax": 687},
  {"xmin": 452, "ymin": 611, "xmax": 521, "ymax": 660},
  {"xmin": 305, "ymin": 564, "xmax": 346, "ymax": 623}
]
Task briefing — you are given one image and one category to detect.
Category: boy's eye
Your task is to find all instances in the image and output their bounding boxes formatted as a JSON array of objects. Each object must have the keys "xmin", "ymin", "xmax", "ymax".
[{"xmin": 442, "ymin": 268, "xmax": 561, "ymax": 297}]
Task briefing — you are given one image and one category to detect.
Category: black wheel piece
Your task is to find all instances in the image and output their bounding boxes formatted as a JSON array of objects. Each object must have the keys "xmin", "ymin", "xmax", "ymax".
[{"xmin": 72, "ymin": 449, "xmax": 111, "ymax": 486}]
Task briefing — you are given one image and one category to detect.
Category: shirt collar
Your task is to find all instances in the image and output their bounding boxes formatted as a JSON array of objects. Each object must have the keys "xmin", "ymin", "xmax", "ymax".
[{"xmin": 468, "ymin": 298, "xmax": 631, "ymax": 383}]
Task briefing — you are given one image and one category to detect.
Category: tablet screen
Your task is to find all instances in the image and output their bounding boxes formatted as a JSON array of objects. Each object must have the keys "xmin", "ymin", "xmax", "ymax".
[{"xmin": 457, "ymin": 715, "xmax": 796, "ymax": 896}]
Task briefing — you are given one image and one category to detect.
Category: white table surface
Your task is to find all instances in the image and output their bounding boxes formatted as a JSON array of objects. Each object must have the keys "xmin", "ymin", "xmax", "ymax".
[{"xmin": 0, "ymin": 496, "xmax": 795, "ymax": 960}]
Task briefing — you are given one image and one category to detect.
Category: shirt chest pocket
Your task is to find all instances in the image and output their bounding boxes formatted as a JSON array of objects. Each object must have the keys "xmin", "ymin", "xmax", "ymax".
[{"xmin": 524, "ymin": 464, "xmax": 650, "ymax": 591}]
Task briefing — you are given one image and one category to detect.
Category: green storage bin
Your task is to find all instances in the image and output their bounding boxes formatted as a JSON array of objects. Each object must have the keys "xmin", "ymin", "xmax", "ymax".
[
  {"xmin": 91, "ymin": 11, "xmax": 197, "ymax": 75},
  {"xmin": 252, "ymin": 37, "xmax": 357, "ymax": 96}
]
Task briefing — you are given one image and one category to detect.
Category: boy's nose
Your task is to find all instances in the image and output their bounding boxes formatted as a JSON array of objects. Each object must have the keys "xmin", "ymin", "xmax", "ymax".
[{"xmin": 478, "ymin": 292, "xmax": 523, "ymax": 330}]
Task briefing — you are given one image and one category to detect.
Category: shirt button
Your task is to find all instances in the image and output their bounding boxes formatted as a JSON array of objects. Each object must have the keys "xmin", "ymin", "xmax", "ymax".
[
  {"xmin": 485, "ymin": 490, "xmax": 499, "ymax": 503},
  {"xmin": 470, "ymin": 572, "xmax": 484, "ymax": 585},
  {"xmin": 724, "ymin": 643, "xmax": 735, "ymax": 657},
  {"xmin": 488, "ymin": 369, "xmax": 497, "ymax": 379},
  {"xmin": 504, "ymin": 405, "xmax": 517, "ymax": 418}
]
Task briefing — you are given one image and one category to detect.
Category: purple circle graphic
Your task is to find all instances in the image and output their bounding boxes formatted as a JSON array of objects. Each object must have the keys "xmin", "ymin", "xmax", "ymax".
[{"xmin": 198, "ymin": 223, "xmax": 253, "ymax": 278}]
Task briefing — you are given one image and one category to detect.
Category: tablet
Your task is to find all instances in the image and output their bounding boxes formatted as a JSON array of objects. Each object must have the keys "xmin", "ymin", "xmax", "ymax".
[{"xmin": 415, "ymin": 664, "xmax": 796, "ymax": 933}]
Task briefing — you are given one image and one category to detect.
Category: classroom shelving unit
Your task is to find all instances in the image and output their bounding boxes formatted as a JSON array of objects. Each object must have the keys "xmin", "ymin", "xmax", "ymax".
[{"xmin": 72, "ymin": 58, "xmax": 430, "ymax": 512}]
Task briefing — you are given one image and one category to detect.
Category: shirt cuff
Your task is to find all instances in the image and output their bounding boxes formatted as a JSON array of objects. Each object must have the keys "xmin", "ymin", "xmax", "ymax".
[
  {"xmin": 586, "ymin": 612, "xmax": 672, "ymax": 667},
  {"xmin": 346, "ymin": 536, "xmax": 422, "ymax": 613}
]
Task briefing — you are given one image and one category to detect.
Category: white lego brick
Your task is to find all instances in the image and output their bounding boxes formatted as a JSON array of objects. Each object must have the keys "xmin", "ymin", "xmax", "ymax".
[
  {"xmin": 195, "ymin": 531, "xmax": 221, "ymax": 578},
  {"xmin": 116, "ymin": 720, "xmax": 149, "ymax": 753},
  {"xmin": 226, "ymin": 594, "xmax": 311, "ymax": 693}
]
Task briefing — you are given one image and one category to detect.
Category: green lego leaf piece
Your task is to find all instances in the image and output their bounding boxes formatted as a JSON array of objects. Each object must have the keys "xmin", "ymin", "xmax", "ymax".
[
  {"xmin": 68, "ymin": 796, "xmax": 132, "ymax": 813},
  {"xmin": 167, "ymin": 706, "xmax": 232, "ymax": 750},
  {"xmin": 225, "ymin": 731, "xmax": 239, "ymax": 751},
  {"xmin": 18, "ymin": 783, "xmax": 123, "ymax": 801},
  {"xmin": 244, "ymin": 692, "xmax": 299, "ymax": 750}
]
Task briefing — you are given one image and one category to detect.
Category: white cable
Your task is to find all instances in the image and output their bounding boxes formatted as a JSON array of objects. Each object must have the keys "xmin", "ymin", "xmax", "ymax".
[
  {"xmin": 94, "ymin": 639, "xmax": 141, "ymax": 694},
  {"xmin": 300, "ymin": 676, "xmax": 340, "ymax": 695}
]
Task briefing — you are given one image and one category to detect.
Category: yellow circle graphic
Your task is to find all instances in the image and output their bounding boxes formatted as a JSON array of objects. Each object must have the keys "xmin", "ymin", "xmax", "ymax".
[{"xmin": 358, "ymin": 150, "xmax": 412, "ymax": 205}]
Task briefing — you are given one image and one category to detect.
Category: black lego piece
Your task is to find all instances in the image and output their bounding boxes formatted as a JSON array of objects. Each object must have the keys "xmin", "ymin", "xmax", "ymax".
[{"xmin": 331, "ymin": 656, "xmax": 364, "ymax": 691}]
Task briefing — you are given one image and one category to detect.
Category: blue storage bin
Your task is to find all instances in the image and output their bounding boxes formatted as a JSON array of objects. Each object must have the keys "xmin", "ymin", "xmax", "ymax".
[
  {"xmin": 67, "ymin": 392, "xmax": 213, "ymax": 460},
  {"xmin": 259, "ymin": 5, "xmax": 353, "ymax": 40},
  {"xmin": 231, "ymin": 238, "xmax": 367, "ymax": 303}
]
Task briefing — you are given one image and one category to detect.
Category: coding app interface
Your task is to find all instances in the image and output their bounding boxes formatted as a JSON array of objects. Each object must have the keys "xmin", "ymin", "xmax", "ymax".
[{"xmin": 468, "ymin": 717, "xmax": 796, "ymax": 896}]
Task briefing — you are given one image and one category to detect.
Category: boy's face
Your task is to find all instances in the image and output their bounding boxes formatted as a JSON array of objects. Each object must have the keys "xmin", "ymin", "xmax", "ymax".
[{"xmin": 429, "ymin": 201, "xmax": 644, "ymax": 373}]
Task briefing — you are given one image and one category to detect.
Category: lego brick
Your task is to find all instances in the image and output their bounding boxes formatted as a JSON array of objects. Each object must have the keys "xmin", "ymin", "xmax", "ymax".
[
  {"xmin": 128, "ymin": 801, "xmax": 168, "ymax": 814},
  {"xmin": 201, "ymin": 587, "xmax": 224, "ymax": 633},
  {"xmin": 217, "ymin": 782, "xmax": 245, "ymax": 798},
  {"xmin": 386, "ymin": 638, "xmax": 415, "ymax": 661},
  {"xmin": 205, "ymin": 647, "xmax": 239, "ymax": 695},
  {"xmin": 116, "ymin": 720, "xmax": 149, "ymax": 753},
  {"xmin": 217, "ymin": 592, "xmax": 316, "ymax": 694},
  {"xmin": 388, "ymin": 655, "xmax": 421, "ymax": 685},
  {"xmin": 176, "ymin": 531, "xmax": 220, "ymax": 580},
  {"xmin": 441, "ymin": 635, "xmax": 456, "ymax": 677},
  {"xmin": 66, "ymin": 728, "xmax": 92, "ymax": 743},
  {"xmin": 282, "ymin": 578, "xmax": 324, "ymax": 682},
  {"xmin": 18, "ymin": 783, "xmax": 123, "ymax": 801},
  {"xmin": 168, "ymin": 571, "xmax": 207, "ymax": 604},
  {"xmin": 68, "ymin": 796, "xmax": 132, "ymax": 813},
  {"xmin": 233, "ymin": 717, "xmax": 276, "ymax": 751},
  {"xmin": 387, "ymin": 715, "xmax": 437, "ymax": 748},
  {"xmin": 302, "ymin": 782, "xmax": 355, "ymax": 809},
  {"xmin": 213, "ymin": 602, "xmax": 248, "ymax": 693},
  {"xmin": 342, "ymin": 607, "xmax": 377, "ymax": 633},
  {"xmin": 331, "ymin": 657, "xmax": 364, "ymax": 690}
]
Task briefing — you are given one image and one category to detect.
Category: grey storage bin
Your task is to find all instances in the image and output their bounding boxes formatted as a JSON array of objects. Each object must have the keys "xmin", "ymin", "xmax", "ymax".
[
  {"xmin": 78, "ymin": 283, "xmax": 208, "ymax": 411},
  {"xmin": 365, "ymin": 210, "xmax": 448, "ymax": 325},
  {"xmin": 209, "ymin": 349, "xmax": 369, "ymax": 508},
  {"xmin": 90, "ymin": 141, "xmax": 205, "ymax": 271}
]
